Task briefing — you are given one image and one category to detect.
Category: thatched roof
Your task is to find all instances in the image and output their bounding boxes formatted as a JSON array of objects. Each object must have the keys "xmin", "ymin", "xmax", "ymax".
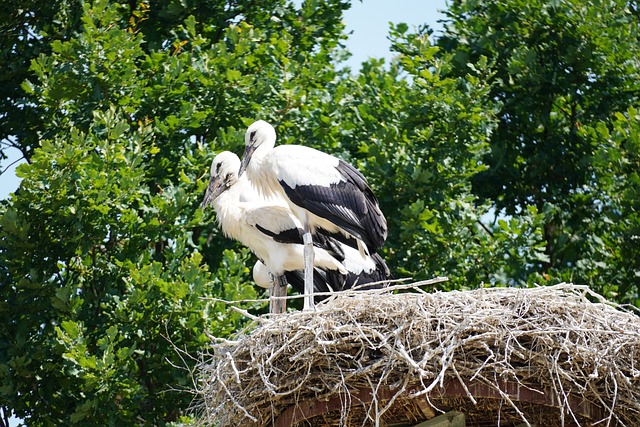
[{"xmin": 194, "ymin": 283, "xmax": 640, "ymax": 426}]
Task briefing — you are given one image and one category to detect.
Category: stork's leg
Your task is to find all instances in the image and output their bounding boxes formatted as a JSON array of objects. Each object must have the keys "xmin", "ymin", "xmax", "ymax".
[
  {"xmin": 302, "ymin": 231, "xmax": 315, "ymax": 311},
  {"xmin": 269, "ymin": 273, "xmax": 288, "ymax": 314}
]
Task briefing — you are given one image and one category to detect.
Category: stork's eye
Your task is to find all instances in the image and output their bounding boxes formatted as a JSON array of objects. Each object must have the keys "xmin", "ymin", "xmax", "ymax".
[
  {"xmin": 215, "ymin": 162, "xmax": 222, "ymax": 173},
  {"xmin": 250, "ymin": 130, "xmax": 257, "ymax": 142}
]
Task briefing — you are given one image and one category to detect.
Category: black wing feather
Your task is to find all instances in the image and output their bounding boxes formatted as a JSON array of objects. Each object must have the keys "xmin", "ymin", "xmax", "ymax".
[
  {"xmin": 312, "ymin": 231, "xmax": 346, "ymax": 261},
  {"xmin": 337, "ymin": 252, "xmax": 391, "ymax": 291},
  {"xmin": 285, "ymin": 269, "xmax": 333, "ymax": 303},
  {"xmin": 255, "ymin": 224, "xmax": 304, "ymax": 245},
  {"xmin": 280, "ymin": 159, "xmax": 387, "ymax": 251}
]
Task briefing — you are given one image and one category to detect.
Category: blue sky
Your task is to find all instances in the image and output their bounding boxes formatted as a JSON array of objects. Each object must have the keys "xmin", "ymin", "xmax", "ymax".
[{"xmin": 340, "ymin": 0, "xmax": 446, "ymax": 69}]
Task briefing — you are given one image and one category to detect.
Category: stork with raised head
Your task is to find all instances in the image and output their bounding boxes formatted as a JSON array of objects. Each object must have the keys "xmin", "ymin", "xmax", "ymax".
[
  {"xmin": 238, "ymin": 120, "xmax": 388, "ymax": 310},
  {"xmin": 201, "ymin": 151, "xmax": 347, "ymax": 313}
]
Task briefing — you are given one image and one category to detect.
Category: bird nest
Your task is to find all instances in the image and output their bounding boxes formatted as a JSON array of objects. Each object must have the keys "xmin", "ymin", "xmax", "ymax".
[{"xmin": 194, "ymin": 282, "xmax": 640, "ymax": 426}]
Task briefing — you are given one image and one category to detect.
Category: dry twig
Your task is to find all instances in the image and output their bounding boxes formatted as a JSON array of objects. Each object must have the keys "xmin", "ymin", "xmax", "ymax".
[{"xmin": 193, "ymin": 283, "xmax": 640, "ymax": 426}]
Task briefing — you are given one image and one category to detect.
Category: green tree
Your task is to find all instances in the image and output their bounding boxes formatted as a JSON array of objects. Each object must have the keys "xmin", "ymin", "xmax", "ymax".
[
  {"xmin": 0, "ymin": 0, "xmax": 347, "ymax": 163},
  {"xmin": 332, "ymin": 28, "xmax": 502, "ymax": 287},
  {"xmin": 437, "ymin": 0, "xmax": 640, "ymax": 300},
  {"xmin": 578, "ymin": 107, "xmax": 640, "ymax": 304},
  {"xmin": 0, "ymin": 0, "xmax": 350, "ymax": 424},
  {"xmin": 1, "ymin": 0, "xmax": 83, "ymax": 163}
]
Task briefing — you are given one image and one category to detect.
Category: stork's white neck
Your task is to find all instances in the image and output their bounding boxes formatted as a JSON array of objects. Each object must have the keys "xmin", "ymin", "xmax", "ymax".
[
  {"xmin": 246, "ymin": 146, "xmax": 283, "ymax": 200},
  {"xmin": 212, "ymin": 188, "xmax": 243, "ymax": 240}
]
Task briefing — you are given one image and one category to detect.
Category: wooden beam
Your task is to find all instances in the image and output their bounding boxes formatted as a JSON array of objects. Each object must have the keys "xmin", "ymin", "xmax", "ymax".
[
  {"xmin": 273, "ymin": 379, "xmax": 605, "ymax": 426},
  {"xmin": 412, "ymin": 411, "xmax": 465, "ymax": 427},
  {"xmin": 414, "ymin": 397, "xmax": 436, "ymax": 420}
]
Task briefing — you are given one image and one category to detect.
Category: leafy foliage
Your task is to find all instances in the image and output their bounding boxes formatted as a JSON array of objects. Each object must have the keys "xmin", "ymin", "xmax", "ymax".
[
  {"xmin": 437, "ymin": 0, "xmax": 640, "ymax": 299},
  {"xmin": 0, "ymin": 0, "xmax": 638, "ymax": 425},
  {"xmin": 0, "ymin": 0, "xmax": 84, "ymax": 163}
]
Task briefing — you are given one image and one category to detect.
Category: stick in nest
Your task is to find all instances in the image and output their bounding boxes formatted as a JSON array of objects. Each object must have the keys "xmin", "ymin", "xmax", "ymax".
[{"xmin": 193, "ymin": 282, "xmax": 640, "ymax": 427}]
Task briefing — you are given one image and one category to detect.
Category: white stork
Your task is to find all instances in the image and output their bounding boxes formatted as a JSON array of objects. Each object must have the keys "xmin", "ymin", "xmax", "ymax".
[
  {"xmin": 238, "ymin": 120, "xmax": 388, "ymax": 309},
  {"xmin": 201, "ymin": 151, "xmax": 347, "ymax": 313},
  {"xmin": 202, "ymin": 151, "xmax": 391, "ymax": 310}
]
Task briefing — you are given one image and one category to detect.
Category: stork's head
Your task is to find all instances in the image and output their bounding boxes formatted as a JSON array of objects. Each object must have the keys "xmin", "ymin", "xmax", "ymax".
[
  {"xmin": 201, "ymin": 151, "xmax": 241, "ymax": 209},
  {"xmin": 239, "ymin": 120, "xmax": 276, "ymax": 177}
]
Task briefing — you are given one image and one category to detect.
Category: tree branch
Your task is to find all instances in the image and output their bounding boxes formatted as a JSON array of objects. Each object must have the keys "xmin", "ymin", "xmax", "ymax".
[
  {"xmin": 0, "ymin": 155, "xmax": 25, "ymax": 176},
  {"xmin": 476, "ymin": 219, "xmax": 494, "ymax": 238}
]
